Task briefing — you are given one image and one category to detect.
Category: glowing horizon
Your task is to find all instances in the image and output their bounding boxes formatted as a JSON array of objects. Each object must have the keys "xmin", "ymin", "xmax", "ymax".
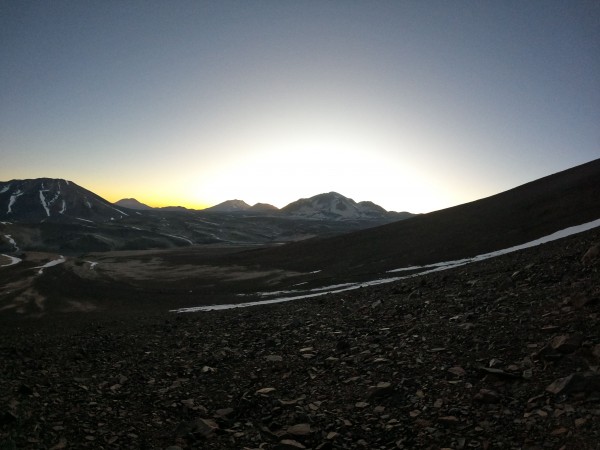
[{"xmin": 1, "ymin": 2, "xmax": 598, "ymax": 215}]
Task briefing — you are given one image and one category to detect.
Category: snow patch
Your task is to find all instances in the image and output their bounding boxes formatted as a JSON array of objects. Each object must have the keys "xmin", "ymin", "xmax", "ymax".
[
  {"xmin": 33, "ymin": 256, "xmax": 66, "ymax": 275},
  {"xmin": 39, "ymin": 190, "xmax": 50, "ymax": 216},
  {"xmin": 7, "ymin": 190, "xmax": 24, "ymax": 214},
  {"xmin": 0, "ymin": 185, "xmax": 10, "ymax": 194},
  {"xmin": 85, "ymin": 200, "xmax": 92, "ymax": 209},
  {"xmin": 103, "ymin": 202, "xmax": 129, "ymax": 216},
  {"xmin": 173, "ymin": 217, "xmax": 600, "ymax": 313},
  {"xmin": 0, "ymin": 254, "xmax": 21, "ymax": 267},
  {"xmin": 85, "ymin": 261, "xmax": 98, "ymax": 270},
  {"xmin": 59, "ymin": 200, "xmax": 66, "ymax": 214},
  {"xmin": 75, "ymin": 217, "xmax": 94, "ymax": 223},
  {"xmin": 3, "ymin": 235, "xmax": 19, "ymax": 252},
  {"xmin": 163, "ymin": 234, "xmax": 194, "ymax": 245}
]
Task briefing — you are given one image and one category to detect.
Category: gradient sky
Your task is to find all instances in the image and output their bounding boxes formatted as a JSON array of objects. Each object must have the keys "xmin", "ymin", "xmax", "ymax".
[{"xmin": 1, "ymin": 1, "xmax": 598, "ymax": 213}]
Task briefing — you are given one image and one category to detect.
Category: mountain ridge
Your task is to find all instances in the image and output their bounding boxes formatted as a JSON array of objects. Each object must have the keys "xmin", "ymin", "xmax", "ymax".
[{"xmin": 114, "ymin": 191, "xmax": 403, "ymax": 221}]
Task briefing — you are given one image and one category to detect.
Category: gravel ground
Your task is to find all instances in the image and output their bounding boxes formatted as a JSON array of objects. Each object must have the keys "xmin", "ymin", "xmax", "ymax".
[{"xmin": 1, "ymin": 230, "xmax": 599, "ymax": 449}]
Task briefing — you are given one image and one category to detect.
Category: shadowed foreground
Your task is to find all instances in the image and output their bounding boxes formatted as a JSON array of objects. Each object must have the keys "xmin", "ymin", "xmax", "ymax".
[{"xmin": 1, "ymin": 228, "xmax": 599, "ymax": 449}]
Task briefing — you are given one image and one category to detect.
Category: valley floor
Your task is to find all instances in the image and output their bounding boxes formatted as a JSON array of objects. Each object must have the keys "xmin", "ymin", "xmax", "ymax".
[{"xmin": 0, "ymin": 230, "xmax": 599, "ymax": 449}]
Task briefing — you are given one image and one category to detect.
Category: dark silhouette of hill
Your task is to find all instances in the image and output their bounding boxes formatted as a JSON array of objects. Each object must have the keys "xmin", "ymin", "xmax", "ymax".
[
  {"xmin": 234, "ymin": 159, "xmax": 600, "ymax": 278},
  {"xmin": 0, "ymin": 178, "xmax": 129, "ymax": 222},
  {"xmin": 114, "ymin": 198, "xmax": 153, "ymax": 210}
]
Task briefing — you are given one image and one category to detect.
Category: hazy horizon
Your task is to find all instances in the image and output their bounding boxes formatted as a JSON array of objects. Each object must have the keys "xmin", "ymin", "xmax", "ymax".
[{"xmin": 1, "ymin": 1, "xmax": 598, "ymax": 213}]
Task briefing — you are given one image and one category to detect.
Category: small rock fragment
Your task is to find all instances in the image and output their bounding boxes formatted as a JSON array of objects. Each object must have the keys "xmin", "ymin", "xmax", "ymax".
[
  {"xmin": 438, "ymin": 416, "xmax": 460, "ymax": 425},
  {"xmin": 255, "ymin": 387, "xmax": 277, "ymax": 395},
  {"xmin": 367, "ymin": 381, "xmax": 394, "ymax": 399},
  {"xmin": 473, "ymin": 388, "xmax": 500, "ymax": 403},
  {"xmin": 448, "ymin": 366, "xmax": 466, "ymax": 377},
  {"xmin": 278, "ymin": 439, "xmax": 306, "ymax": 449},
  {"xmin": 550, "ymin": 334, "xmax": 582, "ymax": 354},
  {"xmin": 581, "ymin": 243, "xmax": 599, "ymax": 264},
  {"xmin": 192, "ymin": 418, "xmax": 219, "ymax": 438},
  {"xmin": 286, "ymin": 423, "xmax": 312, "ymax": 436}
]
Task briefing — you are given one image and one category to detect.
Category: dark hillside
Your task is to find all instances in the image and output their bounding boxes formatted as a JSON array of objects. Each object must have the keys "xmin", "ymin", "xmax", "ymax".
[{"xmin": 238, "ymin": 159, "xmax": 600, "ymax": 277}]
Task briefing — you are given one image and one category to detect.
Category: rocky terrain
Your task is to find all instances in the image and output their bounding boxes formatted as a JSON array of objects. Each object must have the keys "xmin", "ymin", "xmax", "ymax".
[{"xmin": 1, "ymin": 227, "xmax": 598, "ymax": 449}]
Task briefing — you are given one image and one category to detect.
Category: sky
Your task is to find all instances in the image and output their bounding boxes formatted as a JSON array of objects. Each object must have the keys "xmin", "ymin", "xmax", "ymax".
[{"xmin": 1, "ymin": 1, "xmax": 598, "ymax": 213}]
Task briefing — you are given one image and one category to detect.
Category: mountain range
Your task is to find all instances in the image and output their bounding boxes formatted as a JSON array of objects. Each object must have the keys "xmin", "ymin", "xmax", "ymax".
[
  {"xmin": 2, "ymin": 158, "xmax": 598, "ymax": 270},
  {"xmin": 0, "ymin": 182, "xmax": 410, "ymax": 253},
  {"xmin": 115, "ymin": 192, "xmax": 409, "ymax": 220}
]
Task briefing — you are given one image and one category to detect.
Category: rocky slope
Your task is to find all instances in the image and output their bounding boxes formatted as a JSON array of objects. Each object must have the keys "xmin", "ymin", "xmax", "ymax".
[{"xmin": 1, "ymin": 228, "xmax": 598, "ymax": 449}]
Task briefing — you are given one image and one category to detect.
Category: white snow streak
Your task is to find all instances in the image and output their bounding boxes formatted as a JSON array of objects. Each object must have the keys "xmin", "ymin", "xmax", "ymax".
[
  {"xmin": 86, "ymin": 261, "xmax": 98, "ymax": 270},
  {"xmin": 59, "ymin": 200, "xmax": 66, "ymax": 214},
  {"xmin": 173, "ymin": 217, "xmax": 600, "ymax": 313},
  {"xmin": 33, "ymin": 256, "xmax": 66, "ymax": 275},
  {"xmin": 0, "ymin": 185, "xmax": 10, "ymax": 194},
  {"xmin": 163, "ymin": 234, "xmax": 194, "ymax": 245},
  {"xmin": 0, "ymin": 254, "xmax": 21, "ymax": 267},
  {"xmin": 39, "ymin": 190, "xmax": 50, "ymax": 216},
  {"xmin": 7, "ymin": 190, "xmax": 24, "ymax": 214},
  {"xmin": 387, "ymin": 218, "xmax": 600, "ymax": 273},
  {"xmin": 75, "ymin": 217, "xmax": 94, "ymax": 223},
  {"xmin": 3, "ymin": 235, "xmax": 19, "ymax": 252},
  {"xmin": 109, "ymin": 205, "xmax": 128, "ymax": 216}
]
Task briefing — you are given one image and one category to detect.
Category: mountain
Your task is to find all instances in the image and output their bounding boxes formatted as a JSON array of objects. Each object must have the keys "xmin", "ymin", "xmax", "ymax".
[
  {"xmin": 249, "ymin": 202, "xmax": 278, "ymax": 212},
  {"xmin": 114, "ymin": 198, "xmax": 153, "ymax": 210},
  {"xmin": 0, "ymin": 178, "xmax": 129, "ymax": 223},
  {"xmin": 203, "ymin": 199, "xmax": 251, "ymax": 212},
  {"xmin": 281, "ymin": 191, "xmax": 400, "ymax": 220}
]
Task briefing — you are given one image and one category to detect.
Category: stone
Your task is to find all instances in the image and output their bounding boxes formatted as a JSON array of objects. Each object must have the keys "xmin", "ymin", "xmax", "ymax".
[
  {"xmin": 473, "ymin": 388, "xmax": 500, "ymax": 404},
  {"xmin": 448, "ymin": 366, "xmax": 466, "ymax": 377},
  {"xmin": 215, "ymin": 407, "xmax": 234, "ymax": 418},
  {"xmin": 276, "ymin": 439, "xmax": 306, "ymax": 450},
  {"xmin": 545, "ymin": 373, "xmax": 600, "ymax": 395},
  {"xmin": 550, "ymin": 334, "xmax": 582, "ymax": 354},
  {"xmin": 581, "ymin": 243, "xmax": 599, "ymax": 264},
  {"xmin": 278, "ymin": 439, "xmax": 306, "ymax": 449},
  {"xmin": 255, "ymin": 387, "xmax": 277, "ymax": 395},
  {"xmin": 286, "ymin": 423, "xmax": 312, "ymax": 436},
  {"xmin": 192, "ymin": 418, "xmax": 219, "ymax": 438},
  {"xmin": 438, "ymin": 416, "xmax": 460, "ymax": 425},
  {"xmin": 367, "ymin": 381, "xmax": 394, "ymax": 399}
]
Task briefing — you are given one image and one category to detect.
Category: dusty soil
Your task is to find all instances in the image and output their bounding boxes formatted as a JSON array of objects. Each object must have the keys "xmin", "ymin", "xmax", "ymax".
[{"xmin": 0, "ymin": 228, "xmax": 599, "ymax": 449}]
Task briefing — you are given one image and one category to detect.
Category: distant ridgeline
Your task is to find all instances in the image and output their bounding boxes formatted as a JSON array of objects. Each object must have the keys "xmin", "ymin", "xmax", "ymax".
[{"xmin": 0, "ymin": 179, "xmax": 410, "ymax": 253}]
